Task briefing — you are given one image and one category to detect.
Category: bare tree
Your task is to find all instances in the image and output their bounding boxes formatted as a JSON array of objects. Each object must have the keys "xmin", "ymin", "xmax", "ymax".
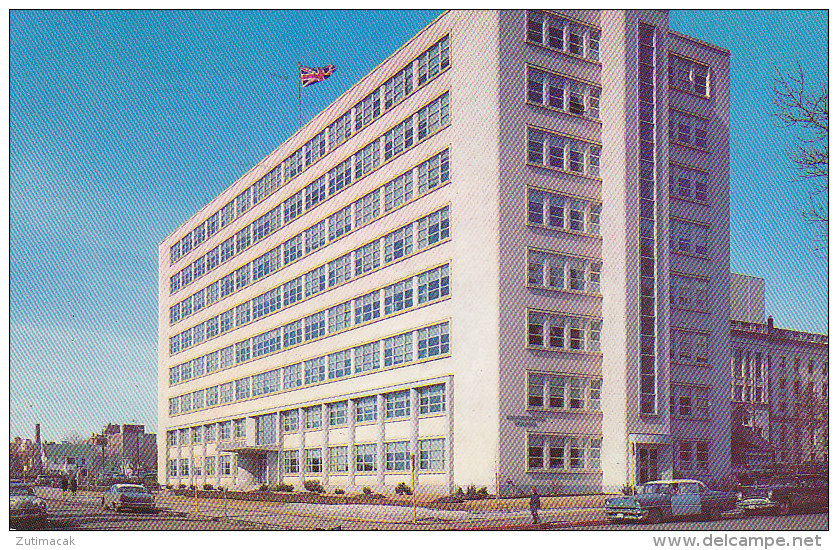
[{"xmin": 773, "ymin": 63, "xmax": 828, "ymax": 255}]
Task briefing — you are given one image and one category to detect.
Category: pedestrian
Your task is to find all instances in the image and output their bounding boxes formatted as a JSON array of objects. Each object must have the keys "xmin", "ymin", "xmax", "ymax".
[
  {"xmin": 61, "ymin": 477, "xmax": 68, "ymax": 494},
  {"xmin": 70, "ymin": 477, "xmax": 77, "ymax": 495},
  {"xmin": 529, "ymin": 487, "xmax": 541, "ymax": 525}
]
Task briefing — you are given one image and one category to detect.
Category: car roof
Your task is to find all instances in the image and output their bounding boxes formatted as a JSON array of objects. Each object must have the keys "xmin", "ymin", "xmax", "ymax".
[
  {"xmin": 113, "ymin": 483, "xmax": 146, "ymax": 489},
  {"xmin": 643, "ymin": 479, "xmax": 704, "ymax": 484}
]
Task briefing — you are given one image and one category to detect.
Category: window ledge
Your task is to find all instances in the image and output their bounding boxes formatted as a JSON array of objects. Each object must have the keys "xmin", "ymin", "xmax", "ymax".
[
  {"xmin": 527, "ymin": 407, "xmax": 602, "ymax": 415},
  {"xmin": 526, "ymin": 161, "xmax": 602, "ymax": 182},
  {"xmin": 671, "ymin": 250, "xmax": 710, "ymax": 261},
  {"xmin": 670, "ymin": 195, "xmax": 711, "ymax": 207},
  {"xmin": 671, "ymin": 305, "xmax": 712, "ymax": 315},
  {"xmin": 671, "ymin": 360, "xmax": 711, "ymax": 368},
  {"xmin": 526, "ymin": 346, "xmax": 603, "ymax": 357},
  {"xmin": 526, "ymin": 100, "xmax": 601, "ymax": 123},
  {"xmin": 527, "ymin": 283, "xmax": 602, "ymax": 298},
  {"xmin": 525, "ymin": 40, "xmax": 602, "ymax": 66},
  {"xmin": 526, "ymin": 468, "xmax": 602, "ymax": 475},
  {"xmin": 525, "ymin": 222, "xmax": 603, "ymax": 239},
  {"xmin": 670, "ymin": 141, "xmax": 711, "ymax": 154}
]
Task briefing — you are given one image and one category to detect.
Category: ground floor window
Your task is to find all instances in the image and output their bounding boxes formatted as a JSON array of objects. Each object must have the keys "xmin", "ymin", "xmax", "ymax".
[
  {"xmin": 385, "ymin": 441, "xmax": 409, "ymax": 471},
  {"xmin": 419, "ymin": 439, "xmax": 444, "ymax": 471}
]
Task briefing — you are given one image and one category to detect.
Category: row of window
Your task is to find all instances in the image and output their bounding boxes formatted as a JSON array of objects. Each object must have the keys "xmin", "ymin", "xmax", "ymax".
[
  {"xmin": 527, "ymin": 67, "xmax": 601, "ymax": 119},
  {"xmin": 733, "ymin": 383, "xmax": 767, "ymax": 405},
  {"xmin": 669, "ymin": 164, "xmax": 709, "ymax": 203},
  {"xmin": 670, "ymin": 273, "xmax": 710, "ymax": 311},
  {"xmin": 733, "ymin": 348, "xmax": 767, "ymax": 381},
  {"xmin": 169, "ymin": 35, "xmax": 450, "ymax": 266},
  {"xmin": 281, "ymin": 438, "xmax": 445, "ymax": 475},
  {"xmin": 527, "ymin": 250, "xmax": 601, "ymax": 294},
  {"xmin": 527, "ymin": 189, "xmax": 601, "ymax": 234},
  {"xmin": 168, "ymin": 322, "xmax": 450, "ymax": 417},
  {"xmin": 169, "ymin": 263, "xmax": 449, "ymax": 387},
  {"xmin": 527, "ymin": 128, "xmax": 601, "ymax": 178},
  {"xmin": 169, "ymin": 91, "xmax": 450, "ymax": 296},
  {"xmin": 168, "ymin": 205, "xmax": 450, "ymax": 357},
  {"xmin": 527, "ymin": 434, "xmax": 601, "ymax": 471},
  {"xmin": 527, "ymin": 311, "xmax": 602, "ymax": 353},
  {"xmin": 167, "ymin": 384, "xmax": 446, "ymax": 451},
  {"xmin": 168, "ymin": 455, "xmax": 232, "ymax": 478},
  {"xmin": 170, "ymin": 150, "xmax": 450, "ymax": 326},
  {"xmin": 526, "ymin": 11, "xmax": 601, "ymax": 62},
  {"xmin": 671, "ymin": 329, "xmax": 709, "ymax": 365},
  {"xmin": 670, "ymin": 219, "xmax": 709, "ymax": 257},
  {"xmin": 527, "ymin": 373, "xmax": 602, "ymax": 411},
  {"xmin": 669, "ymin": 109, "xmax": 709, "ymax": 150},
  {"xmin": 676, "ymin": 440, "xmax": 710, "ymax": 473},
  {"xmin": 670, "ymin": 385, "xmax": 710, "ymax": 419},
  {"xmin": 669, "ymin": 55, "xmax": 710, "ymax": 98}
]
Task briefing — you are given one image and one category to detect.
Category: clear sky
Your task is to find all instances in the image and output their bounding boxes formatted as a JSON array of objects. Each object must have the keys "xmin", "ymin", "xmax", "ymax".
[{"xmin": 9, "ymin": 10, "xmax": 828, "ymax": 443}]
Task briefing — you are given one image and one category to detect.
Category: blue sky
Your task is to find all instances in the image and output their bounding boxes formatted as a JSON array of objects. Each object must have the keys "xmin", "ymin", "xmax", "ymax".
[{"xmin": 9, "ymin": 10, "xmax": 827, "ymax": 442}]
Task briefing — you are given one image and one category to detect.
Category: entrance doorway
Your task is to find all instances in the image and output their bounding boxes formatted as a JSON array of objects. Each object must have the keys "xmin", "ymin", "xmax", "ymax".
[{"xmin": 636, "ymin": 447, "xmax": 659, "ymax": 485}]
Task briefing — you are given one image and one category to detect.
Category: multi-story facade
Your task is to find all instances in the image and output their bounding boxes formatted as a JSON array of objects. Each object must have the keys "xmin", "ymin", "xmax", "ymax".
[{"xmin": 158, "ymin": 10, "xmax": 733, "ymax": 494}]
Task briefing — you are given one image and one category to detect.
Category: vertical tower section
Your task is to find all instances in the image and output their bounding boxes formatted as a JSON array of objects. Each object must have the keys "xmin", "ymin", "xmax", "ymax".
[{"xmin": 600, "ymin": 10, "xmax": 673, "ymax": 492}]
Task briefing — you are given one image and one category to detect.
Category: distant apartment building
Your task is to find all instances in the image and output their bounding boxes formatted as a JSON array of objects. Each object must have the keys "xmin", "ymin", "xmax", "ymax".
[
  {"xmin": 727, "ymin": 276, "xmax": 828, "ymax": 468},
  {"xmin": 96, "ymin": 424, "xmax": 158, "ymax": 475},
  {"xmin": 158, "ymin": 9, "xmax": 737, "ymax": 494}
]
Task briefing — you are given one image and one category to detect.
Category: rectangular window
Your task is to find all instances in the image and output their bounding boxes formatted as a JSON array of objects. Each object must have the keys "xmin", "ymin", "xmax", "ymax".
[
  {"xmin": 528, "ymin": 434, "xmax": 544, "ymax": 469},
  {"xmin": 253, "ymin": 164, "xmax": 282, "ymax": 204},
  {"xmin": 384, "ymin": 118, "xmax": 414, "ymax": 161},
  {"xmin": 355, "ymin": 88, "xmax": 381, "ymax": 131},
  {"xmin": 305, "ymin": 175, "xmax": 327, "ymax": 210},
  {"xmin": 355, "ymin": 240, "xmax": 380, "ymax": 276},
  {"xmin": 354, "ymin": 290, "xmax": 381, "ymax": 324},
  {"xmin": 304, "ymin": 406, "xmax": 322, "ymax": 430},
  {"xmin": 253, "ymin": 205, "xmax": 280, "ymax": 242},
  {"xmin": 328, "ymin": 401, "xmax": 348, "ymax": 426},
  {"xmin": 281, "ymin": 409, "xmax": 299, "ymax": 432},
  {"xmin": 328, "ymin": 300, "xmax": 352, "ymax": 333},
  {"xmin": 305, "ymin": 221, "xmax": 326, "ymax": 254},
  {"xmin": 252, "ymin": 286, "xmax": 281, "ymax": 320},
  {"xmin": 305, "ymin": 265, "xmax": 326, "ymax": 297},
  {"xmin": 283, "ymin": 234, "xmax": 303, "ymax": 265},
  {"xmin": 305, "ymin": 131, "xmax": 327, "ymax": 167},
  {"xmin": 283, "ymin": 276, "xmax": 302, "ymax": 307},
  {"xmin": 256, "ymin": 413, "xmax": 276, "ymax": 445},
  {"xmin": 305, "ymin": 449, "xmax": 322, "ymax": 473},
  {"xmin": 549, "ymin": 436, "xmax": 565, "ymax": 469},
  {"xmin": 696, "ymin": 441, "xmax": 709, "ymax": 471},
  {"xmin": 417, "ymin": 149, "xmax": 450, "ymax": 195},
  {"xmin": 385, "ymin": 441, "xmax": 409, "ymax": 471},
  {"xmin": 384, "ymin": 225, "xmax": 414, "ymax": 264},
  {"xmin": 526, "ymin": 11, "xmax": 543, "ymax": 44},
  {"xmin": 328, "ymin": 349, "xmax": 352, "ymax": 379},
  {"xmin": 419, "ymin": 438, "xmax": 444, "ymax": 471},
  {"xmin": 283, "ymin": 362, "xmax": 302, "ymax": 390},
  {"xmin": 417, "ymin": 35, "xmax": 450, "ymax": 86},
  {"xmin": 384, "ymin": 64, "xmax": 413, "ymax": 109},
  {"xmin": 385, "ymin": 390, "xmax": 410, "ymax": 419},
  {"xmin": 417, "ymin": 322, "xmax": 450, "ymax": 358},
  {"xmin": 282, "ymin": 450, "xmax": 299, "ymax": 474},
  {"xmin": 252, "ymin": 368, "xmax": 280, "ymax": 396},
  {"xmin": 328, "ymin": 253, "xmax": 353, "ymax": 287},
  {"xmin": 589, "ymin": 379, "xmax": 602, "ymax": 410},
  {"xmin": 283, "ymin": 319, "xmax": 303, "ymax": 348},
  {"xmin": 284, "ymin": 148, "xmax": 304, "ymax": 181},
  {"xmin": 528, "ymin": 190, "xmax": 544, "ymax": 224},
  {"xmin": 355, "ymin": 443, "xmax": 377, "ymax": 472},
  {"xmin": 235, "ymin": 378, "xmax": 250, "ymax": 401},
  {"xmin": 220, "ymin": 421, "xmax": 231, "ymax": 440},
  {"xmin": 384, "ymin": 332, "xmax": 413, "ymax": 367},
  {"xmin": 329, "ymin": 446, "xmax": 348, "ymax": 473},
  {"xmin": 418, "ymin": 264, "xmax": 449, "ymax": 304},
  {"xmin": 355, "ymin": 188, "xmax": 381, "ymax": 227},
  {"xmin": 417, "ymin": 92, "xmax": 450, "ymax": 140},
  {"xmin": 569, "ymin": 438, "xmax": 583, "ymax": 469},
  {"xmin": 205, "ymin": 456, "xmax": 216, "ymax": 477},
  {"xmin": 328, "ymin": 158, "xmax": 353, "ymax": 196},
  {"xmin": 355, "ymin": 139, "xmax": 381, "ymax": 179},
  {"xmin": 417, "ymin": 207, "xmax": 450, "ymax": 249},
  {"xmin": 329, "ymin": 111, "xmax": 353, "ymax": 149},
  {"xmin": 528, "ymin": 373, "xmax": 544, "ymax": 407},
  {"xmin": 569, "ymin": 377, "xmax": 584, "ymax": 409},
  {"xmin": 528, "ymin": 312, "xmax": 544, "ymax": 346},
  {"xmin": 304, "ymin": 311, "xmax": 325, "ymax": 341},
  {"xmin": 355, "ymin": 396, "xmax": 377, "ymax": 423},
  {"xmin": 304, "ymin": 357, "xmax": 325, "ymax": 385},
  {"xmin": 354, "ymin": 341, "xmax": 380, "ymax": 373},
  {"xmin": 549, "ymin": 375, "xmax": 565, "ymax": 408},
  {"xmin": 384, "ymin": 171, "xmax": 413, "ymax": 211},
  {"xmin": 219, "ymin": 381, "xmax": 234, "ymax": 403}
]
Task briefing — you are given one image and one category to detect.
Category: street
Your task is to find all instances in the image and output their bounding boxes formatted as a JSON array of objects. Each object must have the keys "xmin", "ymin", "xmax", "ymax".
[{"xmin": 11, "ymin": 487, "xmax": 828, "ymax": 532}]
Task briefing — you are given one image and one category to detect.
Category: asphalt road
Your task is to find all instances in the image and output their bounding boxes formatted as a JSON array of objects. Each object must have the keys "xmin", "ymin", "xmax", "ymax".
[{"xmin": 14, "ymin": 487, "xmax": 828, "ymax": 532}]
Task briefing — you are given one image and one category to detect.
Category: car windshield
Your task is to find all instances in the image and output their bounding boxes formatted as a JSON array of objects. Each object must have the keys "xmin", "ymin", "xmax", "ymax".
[
  {"xmin": 638, "ymin": 483, "xmax": 672, "ymax": 494},
  {"xmin": 10, "ymin": 486, "xmax": 35, "ymax": 496},
  {"xmin": 118, "ymin": 486, "xmax": 147, "ymax": 494}
]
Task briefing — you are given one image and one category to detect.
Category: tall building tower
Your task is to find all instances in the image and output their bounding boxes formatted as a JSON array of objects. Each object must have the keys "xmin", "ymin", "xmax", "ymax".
[{"xmin": 158, "ymin": 10, "xmax": 731, "ymax": 494}]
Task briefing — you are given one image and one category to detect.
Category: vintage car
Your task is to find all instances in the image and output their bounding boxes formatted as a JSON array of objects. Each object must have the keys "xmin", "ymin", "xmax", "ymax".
[
  {"xmin": 9, "ymin": 483, "xmax": 48, "ymax": 527},
  {"xmin": 606, "ymin": 480, "xmax": 739, "ymax": 524},
  {"xmin": 102, "ymin": 483, "xmax": 156, "ymax": 512},
  {"xmin": 737, "ymin": 474, "xmax": 828, "ymax": 516}
]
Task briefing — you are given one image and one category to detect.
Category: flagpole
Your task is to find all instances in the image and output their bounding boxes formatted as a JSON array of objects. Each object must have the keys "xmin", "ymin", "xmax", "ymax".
[{"xmin": 297, "ymin": 62, "xmax": 302, "ymax": 131}]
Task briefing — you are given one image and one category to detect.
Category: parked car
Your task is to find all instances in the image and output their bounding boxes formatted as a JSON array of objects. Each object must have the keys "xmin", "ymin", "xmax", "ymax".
[
  {"xmin": 103, "ymin": 483, "xmax": 156, "ymax": 512},
  {"xmin": 738, "ymin": 474, "xmax": 828, "ymax": 516},
  {"xmin": 34, "ymin": 475, "xmax": 51, "ymax": 486},
  {"xmin": 606, "ymin": 480, "xmax": 740, "ymax": 524},
  {"xmin": 9, "ymin": 483, "xmax": 48, "ymax": 527}
]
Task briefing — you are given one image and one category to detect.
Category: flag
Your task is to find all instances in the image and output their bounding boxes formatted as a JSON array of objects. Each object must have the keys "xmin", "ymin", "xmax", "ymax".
[{"xmin": 300, "ymin": 64, "xmax": 336, "ymax": 87}]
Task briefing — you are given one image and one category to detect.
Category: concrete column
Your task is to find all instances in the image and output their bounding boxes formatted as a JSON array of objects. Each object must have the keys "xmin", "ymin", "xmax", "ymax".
[
  {"xmin": 347, "ymin": 399, "xmax": 356, "ymax": 488},
  {"xmin": 446, "ymin": 376, "xmax": 455, "ymax": 494},
  {"xmin": 410, "ymin": 387, "xmax": 420, "ymax": 486},
  {"xmin": 245, "ymin": 416, "xmax": 257, "ymax": 447},
  {"xmin": 275, "ymin": 413, "xmax": 284, "ymax": 486},
  {"xmin": 321, "ymin": 403, "xmax": 329, "ymax": 486},
  {"xmin": 376, "ymin": 394, "xmax": 385, "ymax": 488},
  {"xmin": 298, "ymin": 408, "xmax": 306, "ymax": 487}
]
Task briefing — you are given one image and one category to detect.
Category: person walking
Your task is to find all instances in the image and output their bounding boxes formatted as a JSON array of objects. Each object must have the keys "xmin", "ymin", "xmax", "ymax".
[
  {"xmin": 529, "ymin": 487, "xmax": 541, "ymax": 525},
  {"xmin": 70, "ymin": 477, "xmax": 77, "ymax": 495},
  {"xmin": 61, "ymin": 477, "xmax": 68, "ymax": 494}
]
